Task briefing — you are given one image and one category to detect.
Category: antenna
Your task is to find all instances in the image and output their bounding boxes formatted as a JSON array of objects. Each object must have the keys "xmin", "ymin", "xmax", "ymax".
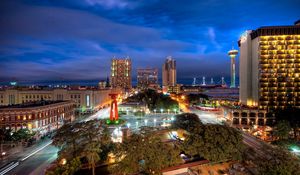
[
  {"xmin": 211, "ymin": 78, "xmax": 214, "ymax": 84},
  {"xmin": 202, "ymin": 77, "xmax": 206, "ymax": 86},
  {"xmin": 192, "ymin": 78, "xmax": 196, "ymax": 86}
]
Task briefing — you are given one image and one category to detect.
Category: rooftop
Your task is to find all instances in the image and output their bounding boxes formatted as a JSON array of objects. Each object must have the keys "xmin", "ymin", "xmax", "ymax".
[
  {"xmin": 250, "ymin": 21, "xmax": 300, "ymax": 39},
  {"xmin": 0, "ymin": 100, "xmax": 70, "ymax": 109}
]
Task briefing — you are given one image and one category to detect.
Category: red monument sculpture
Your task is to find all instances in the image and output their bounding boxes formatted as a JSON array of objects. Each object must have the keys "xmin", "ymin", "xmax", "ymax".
[{"xmin": 109, "ymin": 93, "xmax": 119, "ymax": 121}]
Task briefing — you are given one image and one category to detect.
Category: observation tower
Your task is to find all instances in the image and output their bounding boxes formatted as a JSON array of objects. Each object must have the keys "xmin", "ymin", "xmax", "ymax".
[{"xmin": 228, "ymin": 48, "xmax": 238, "ymax": 88}]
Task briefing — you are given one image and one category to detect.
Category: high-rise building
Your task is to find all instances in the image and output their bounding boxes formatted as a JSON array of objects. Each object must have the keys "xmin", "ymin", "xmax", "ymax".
[
  {"xmin": 110, "ymin": 58, "xmax": 132, "ymax": 89},
  {"xmin": 162, "ymin": 56, "xmax": 176, "ymax": 87},
  {"xmin": 137, "ymin": 68, "xmax": 159, "ymax": 89},
  {"xmin": 228, "ymin": 48, "xmax": 238, "ymax": 88},
  {"xmin": 239, "ymin": 20, "xmax": 300, "ymax": 111}
]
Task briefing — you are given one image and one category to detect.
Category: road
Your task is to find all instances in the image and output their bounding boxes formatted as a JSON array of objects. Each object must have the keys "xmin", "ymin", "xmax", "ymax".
[
  {"xmin": 189, "ymin": 107, "xmax": 223, "ymax": 124},
  {"xmin": 7, "ymin": 145, "xmax": 58, "ymax": 175},
  {"xmin": 83, "ymin": 108, "xmax": 110, "ymax": 121}
]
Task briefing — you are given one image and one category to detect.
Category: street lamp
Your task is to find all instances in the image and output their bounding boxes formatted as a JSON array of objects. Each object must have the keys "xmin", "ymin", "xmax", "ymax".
[
  {"xmin": 161, "ymin": 109, "xmax": 163, "ymax": 113},
  {"xmin": 154, "ymin": 109, "xmax": 156, "ymax": 114},
  {"xmin": 167, "ymin": 109, "xmax": 170, "ymax": 114},
  {"xmin": 154, "ymin": 118, "xmax": 157, "ymax": 127},
  {"xmin": 173, "ymin": 109, "xmax": 177, "ymax": 114},
  {"xmin": 145, "ymin": 119, "xmax": 148, "ymax": 125}
]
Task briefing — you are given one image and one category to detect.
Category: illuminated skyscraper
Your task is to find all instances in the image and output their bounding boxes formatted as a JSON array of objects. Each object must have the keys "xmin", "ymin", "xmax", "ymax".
[
  {"xmin": 228, "ymin": 48, "xmax": 238, "ymax": 88},
  {"xmin": 110, "ymin": 58, "xmax": 132, "ymax": 89},
  {"xmin": 239, "ymin": 20, "xmax": 300, "ymax": 111},
  {"xmin": 137, "ymin": 68, "xmax": 159, "ymax": 89},
  {"xmin": 162, "ymin": 56, "xmax": 176, "ymax": 87}
]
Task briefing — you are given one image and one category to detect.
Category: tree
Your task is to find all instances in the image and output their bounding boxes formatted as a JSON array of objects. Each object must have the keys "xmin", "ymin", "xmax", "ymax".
[
  {"xmin": 46, "ymin": 157, "xmax": 82, "ymax": 175},
  {"xmin": 12, "ymin": 128, "xmax": 34, "ymax": 142},
  {"xmin": 52, "ymin": 120, "xmax": 112, "ymax": 174},
  {"xmin": 256, "ymin": 147, "xmax": 300, "ymax": 175},
  {"xmin": 273, "ymin": 120, "xmax": 291, "ymax": 140},
  {"xmin": 273, "ymin": 107, "xmax": 300, "ymax": 139},
  {"xmin": 81, "ymin": 141, "xmax": 101, "ymax": 175},
  {"xmin": 172, "ymin": 113, "xmax": 202, "ymax": 132},
  {"xmin": 187, "ymin": 94, "xmax": 208, "ymax": 104},
  {"xmin": 182, "ymin": 124, "xmax": 244, "ymax": 162},
  {"xmin": 125, "ymin": 89, "xmax": 179, "ymax": 111},
  {"xmin": 53, "ymin": 123, "xmax": 82, "ymax": 159},
  {"xmin": 110, "ymin": 129, "xmax": 182, "ymax": 174}
]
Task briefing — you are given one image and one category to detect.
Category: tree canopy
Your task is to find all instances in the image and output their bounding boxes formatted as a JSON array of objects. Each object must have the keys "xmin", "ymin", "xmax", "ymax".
[
  {"xmin": 182, "ymin": 124, "xmax": 244, "ymax": 162},
  {"xmin": 273, "ymin": 120, "xmax": 291, "ymax": 140},
  {"xmin": 50, "ymin": 119, "xmax": 112, "ymax": 175},
  {"xmin": 125, "ymin": 89, "xmax": 179, "ymax": 111},
  {"xmin": 256, "ymin": 146, "xmax": 300, "ymax": 175},
  {"xmin": 272, "ymin": 107, "xmax": 300, "ymax": 138},
  {"xmin": 110, "ymin": 128, "xmax": 182, "ymax": 174},
  {"xmin": 186, "ymin": 93, "xmax": 208, "ymax": 104},
  {"xmin": 172, "ymin": 113, "xmax": 202, "ymax": 132}
]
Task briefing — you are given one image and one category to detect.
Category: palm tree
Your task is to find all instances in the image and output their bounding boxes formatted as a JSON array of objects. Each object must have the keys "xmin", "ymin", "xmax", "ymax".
[{"xmin": 81, "ymin": 141, "xmax": 101, "ymax": 175}]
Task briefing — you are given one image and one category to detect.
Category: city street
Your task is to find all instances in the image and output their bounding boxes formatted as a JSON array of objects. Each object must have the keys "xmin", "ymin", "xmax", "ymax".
[
  {"xmin": 83, "ymin": 108, "xmax": 110, "ymax": 121},
  {"xmin": 189, "ymin": 108, "xmax": 223, "ymax": 124},
  {"xmin": 7, "ymin": 145, "xmax": 58, "ymax": 175}
]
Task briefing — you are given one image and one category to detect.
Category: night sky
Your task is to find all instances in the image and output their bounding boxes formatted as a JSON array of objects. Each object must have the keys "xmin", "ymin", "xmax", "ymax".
[{"xmin": 0, "ymin": 0, "xmax": 299, "ymax": 82}]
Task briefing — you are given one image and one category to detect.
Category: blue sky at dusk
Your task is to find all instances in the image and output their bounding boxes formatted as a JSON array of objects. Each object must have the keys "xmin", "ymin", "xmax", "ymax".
[{"xmin": 0, "ymin": 0, "xmax": 299, "ymax": 82}]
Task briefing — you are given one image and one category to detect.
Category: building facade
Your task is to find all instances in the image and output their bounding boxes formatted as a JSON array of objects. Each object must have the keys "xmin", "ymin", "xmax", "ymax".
[
  {"xmin": 162, "ymin": 56, "xmax": 176, "ymax": 88},
  {"xmin": 222, "ymin": 106, "xmax": 274, "ymax": 127},
  {"xmin": 137, "ymin": 68, "xmax": 159, "ymax": 89},
  {"xmin": 0, "ymin": 101, "xmax": 75, "ymax": 134},
  {"xmin": 0, "ymin": 88, "xmax": 112, "ymax": 113},
  {"xmin": 239, "ymin": 21, "xmax": 300, "ymax": 111},
  {"xmin": 167, "ymin": 84, "xmax": 181, "ymax": 94},
  {"xmin": 110, "ymin": 58, "xmax": 132, "ymax": 89}
]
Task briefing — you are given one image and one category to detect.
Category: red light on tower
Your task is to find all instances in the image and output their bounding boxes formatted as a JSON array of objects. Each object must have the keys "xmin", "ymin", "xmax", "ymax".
[{"xmin": 109, "ymin": 93, "xmax": 119, "ymax": 121}]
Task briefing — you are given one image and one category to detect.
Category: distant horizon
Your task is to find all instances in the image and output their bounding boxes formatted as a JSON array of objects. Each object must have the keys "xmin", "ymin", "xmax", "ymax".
[{"xmin": 0, "ymin": 77, "xmax": 239, "ymax": 87}]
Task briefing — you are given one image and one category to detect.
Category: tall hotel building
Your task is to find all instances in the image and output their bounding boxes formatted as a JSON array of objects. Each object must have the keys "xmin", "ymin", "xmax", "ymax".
[
  {"xmin": 137, "ymin": 68, "xmax": 159, "ymax": 89},
  {"xmin": 110, "ymin": 58, "xmax": 132, "ymax": 89},
  {"xmin": 162, "ymin": 56, "xmax": 177, "ymax": 87},
  {"xmin": 239, "ymin": 20, "xmax": 300, "ymax": 111}
]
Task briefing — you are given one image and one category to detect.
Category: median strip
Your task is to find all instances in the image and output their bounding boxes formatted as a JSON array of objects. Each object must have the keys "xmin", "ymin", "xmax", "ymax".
[{"xmin": 21, "ymin": 141, "xmax": 53, "ymax": 161}]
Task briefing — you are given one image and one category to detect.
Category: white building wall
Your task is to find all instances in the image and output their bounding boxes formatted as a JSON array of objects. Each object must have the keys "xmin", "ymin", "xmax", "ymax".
[{"xmin": 239, "ymin": 31, "xmax": 253, "ymax": 105}]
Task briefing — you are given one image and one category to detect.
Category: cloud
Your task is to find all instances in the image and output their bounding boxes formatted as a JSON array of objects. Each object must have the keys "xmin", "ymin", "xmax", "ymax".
[
  {"xmin": 0, "ymin": 0, "xmax": 299, "ymax": 82},
  {"xmin": 207, "ymin": 27, "xmax": 221, "ymax": 50},
  {"xmin": 84, "ymin": 0, "xmax": 133, "ymax": 9}
]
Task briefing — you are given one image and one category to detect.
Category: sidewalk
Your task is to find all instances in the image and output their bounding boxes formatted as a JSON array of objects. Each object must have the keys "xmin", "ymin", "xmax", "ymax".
[{"xmin": 0, "ymin": 138, "xmax": 52, "ymax": 168}]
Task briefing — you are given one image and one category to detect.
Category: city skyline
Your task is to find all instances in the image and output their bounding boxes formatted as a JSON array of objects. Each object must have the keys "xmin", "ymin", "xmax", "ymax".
[{"xmin": 1, "ymin": 0, "xmax": 299, "ymax": 81}]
